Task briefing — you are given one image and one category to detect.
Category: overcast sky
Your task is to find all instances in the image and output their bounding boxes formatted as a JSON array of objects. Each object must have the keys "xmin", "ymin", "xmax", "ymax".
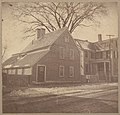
[{"xmin": 2, "ymin": 2, "xmax": 118, "ymax": 61}]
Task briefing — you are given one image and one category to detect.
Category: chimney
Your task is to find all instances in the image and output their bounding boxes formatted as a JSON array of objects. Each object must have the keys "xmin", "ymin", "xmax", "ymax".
[
  {"xmin": 98, "ymin": 34, "xmax": 102, "ymax": 42},
  {"xmin": 37, "ymin": 28, "xmax": 45, "ymax": 39}
]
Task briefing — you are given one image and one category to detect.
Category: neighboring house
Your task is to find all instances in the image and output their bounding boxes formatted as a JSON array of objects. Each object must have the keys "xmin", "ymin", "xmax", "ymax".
[
  {"xmin": 2, "ymin": 27, "xmax": 81, "ymax": 86},
  {"xmin": 75, "ymin": 34, "xmax": 118, "ymax": 83},
  {"xmin": 94, "ymin": 35, "xmax": 118, "ymax": 82},
  {"xmin": 75, "ymin": 39, "xmax": 98, "ymax": 83}
]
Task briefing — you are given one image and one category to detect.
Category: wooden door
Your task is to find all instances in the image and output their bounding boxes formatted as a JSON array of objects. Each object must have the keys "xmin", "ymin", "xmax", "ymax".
[{"xmin": 37, "ymin": 66, "xmax": 45, "ymax": 82}]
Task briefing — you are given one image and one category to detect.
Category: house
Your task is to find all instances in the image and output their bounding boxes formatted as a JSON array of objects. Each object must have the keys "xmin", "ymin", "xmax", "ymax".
[
  {"xmin": 2, "ymin": 27, "xmax": 81, "ymax": 86},
  {"xmin": 74, "ymin": 34, "xmax": 118, "ymax": 83},
  {"xmin": 74, "ymin": 39, "xmax": 98, "ymax": 83},
  {"xmin": 94, "ymin": 34, "xmax": 118, "ymax": 82}
]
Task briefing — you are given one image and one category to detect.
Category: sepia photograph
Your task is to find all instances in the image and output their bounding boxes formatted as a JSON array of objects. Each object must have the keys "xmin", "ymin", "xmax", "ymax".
[{"xmin": 2, "ymin": 1, "xmax": 118, "ymax": 113}]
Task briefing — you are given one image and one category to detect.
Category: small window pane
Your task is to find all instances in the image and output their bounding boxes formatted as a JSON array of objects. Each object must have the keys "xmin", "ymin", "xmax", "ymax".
[
  {"xmin": 24, "ymin": 68, "xmax": 32, "ymax": 75},
  {"xmin": 85, "ymin": 51, "xmax": 88, "ymax": 58},
  {"xmin": 65, "ymin": 36, "xmax": 69, "ymax": 42},
  {"xmin": 8, "ymin": 69, "xmax": 12, "ymax": 74},
  {"xmin": 69, "ymin": 66, "xmax": 74, "ymax": 77},
  {"xmin": 11, "ymin": 69, "xmax": 16, "ymax": 74},
  {"xmin": 17, "ymin": 69, "xmax": 22, "ymax": 75},
  {"xmin": 59, "ymin": 66, "xmax": 64, "ymax": 77},
  {"xmin": 70, "ymin": 49, "xmax": 74, "ymax": 60},
  {"xmin": 59, "ymin": 47, "xmax": 65, "ymax": 59},
  {"xmin": 4, "ymin": 69, "xmax": 7, "ymax": 73}
]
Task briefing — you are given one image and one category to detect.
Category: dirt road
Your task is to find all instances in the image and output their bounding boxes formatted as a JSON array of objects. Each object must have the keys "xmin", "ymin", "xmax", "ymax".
[{"xmin": 3, "ymin": 84, "xmax": 118, "ymax": 113}]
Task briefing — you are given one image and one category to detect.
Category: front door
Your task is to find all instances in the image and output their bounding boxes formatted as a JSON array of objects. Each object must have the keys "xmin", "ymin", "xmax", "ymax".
[{"xmin": 37, "ymin": 66, "xmax": 45, "ymax": 82}]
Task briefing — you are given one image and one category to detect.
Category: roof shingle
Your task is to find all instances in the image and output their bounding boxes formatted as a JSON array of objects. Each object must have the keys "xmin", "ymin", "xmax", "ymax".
[
  {"xmin": 22, "ymin": 27, "xmax": 67, "ymax": 53},
  {"xmin": 3, "ymin": 49, "xmax": 49, "ymax": 68}
]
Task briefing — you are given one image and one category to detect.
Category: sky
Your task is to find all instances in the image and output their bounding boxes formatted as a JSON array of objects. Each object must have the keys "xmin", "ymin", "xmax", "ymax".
[{"xmin": 2, "ymin": 2, "xmax": 118, "ymax": 61}]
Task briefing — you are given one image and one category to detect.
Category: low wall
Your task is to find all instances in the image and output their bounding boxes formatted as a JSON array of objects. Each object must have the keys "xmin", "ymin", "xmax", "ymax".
[
  {"xmin": 4, "ymin": 75, "xmax": 31, "ymax": 87},
  {"xmin": 81, "ymin": 75, "xmax": 99, "ymax": 83},
  {"xmin": 89, "ymin": 75, "xmax": 99, "ymax": 83},
  {"xmin": 81, "ymin": 75, "xmax": 86, "ymax": 83}
]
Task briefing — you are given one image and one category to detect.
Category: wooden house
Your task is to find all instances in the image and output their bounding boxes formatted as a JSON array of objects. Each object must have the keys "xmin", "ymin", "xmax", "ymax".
[{"xmin": 2, "ymin": 27, "xmax": 81, "ymax": 86}]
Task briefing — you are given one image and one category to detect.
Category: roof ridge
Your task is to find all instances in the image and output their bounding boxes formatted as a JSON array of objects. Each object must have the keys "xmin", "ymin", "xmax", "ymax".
[{"xmin": 21, "ymin": 27, "xmax": 68, "ymax": 53}]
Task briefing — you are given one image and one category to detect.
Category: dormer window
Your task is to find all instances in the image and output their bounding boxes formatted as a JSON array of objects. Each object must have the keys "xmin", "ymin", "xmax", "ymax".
[{"xmin": 65, "ymin": 36, "xmax": 69, "ymax": 42}]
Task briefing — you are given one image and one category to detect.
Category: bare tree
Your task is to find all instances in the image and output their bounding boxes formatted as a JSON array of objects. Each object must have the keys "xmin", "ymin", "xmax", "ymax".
[{"xmin": 10, "ymin": 2, "xmax": 107, "ymax": 38}]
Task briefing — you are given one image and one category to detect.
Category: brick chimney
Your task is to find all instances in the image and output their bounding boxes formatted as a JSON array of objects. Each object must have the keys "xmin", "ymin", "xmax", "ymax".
[
  {"xmin": 98, "ymin": 34, "xmax": 102, "ymax": 42},
  {"xmin": 37, "ymin": 28, "xmax": 45, "ymax": 39}
]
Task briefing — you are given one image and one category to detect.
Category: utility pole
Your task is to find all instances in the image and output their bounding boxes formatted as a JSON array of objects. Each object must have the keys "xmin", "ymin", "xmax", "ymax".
[{"xmin": 106, "ymin": 35, "xmax": 115, "ymax": 82}]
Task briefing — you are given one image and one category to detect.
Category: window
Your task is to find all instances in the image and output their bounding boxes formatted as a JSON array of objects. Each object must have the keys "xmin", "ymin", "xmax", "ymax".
[
  {"xmin": 117, "ymin": 51, "xmax": 118, "ymax": 58},
  {"xmin": 59, "ymin": 65, "xmax": 64, "ymax": 77},
  {"xmin": 91, "ymin": 63, "xmax": 96, "ymax": 75},
  {"xmin": 4, "ymin": 69, "xmax": 7, "ymax": 73},
  {"xmin": 106, "ymin": 51, "xmax": 110, "ymax": 59},
  {"xmin": 17, "ymin": 68, "xmax": 22, "ymax": 75},
  {"xmin": 85, "ymin": 64, "xmax": 89, "ymax": 74},
  {"xmin": 91, "ymin": 52, "xmax": 95, "ymax": 59},
  {"xmin": 24, "ymin": 68, "xmax": 32, "ymax": 75},
  {"xmin": 8, "ymin": 69, "xmax": 12, "ymax": 74},
  {"xmin": 59, "ymin": 47, "xmax": 65, "ymax": 59},
  {"xmin": 69, "ymin": 66, "xmax": 74, "ymax": 77},
  {"xmin": 95, "ymin": 52, "xmax": 103, "ymax": 59},
  {"xmin": 85, "ymin": 51, "xmax": 88, "ymax": 58},
  {"xmin": 116, "ymin": 41, "xmax": 118, "ymax": 48},
  {"xmin": 65, "ymin": 36, "xmax": 69, "ymax": 42},
  {"xmin": 113, "ymin": 51, "xmax": 118, "ymax": 58},
  {"xmin": 11, "ymin": 69, "xmax": 16, "ymax": 74},
  {"xmin": 70, "ymin": 49, "xmax": 74, "ymax": 60},
  {"xmin": 113, "ymin": 51, "xmax": 116, "ymax": 58},
  {"xmin": 97, "ymin": 63, "xmax": 104, "ymax": 71}
]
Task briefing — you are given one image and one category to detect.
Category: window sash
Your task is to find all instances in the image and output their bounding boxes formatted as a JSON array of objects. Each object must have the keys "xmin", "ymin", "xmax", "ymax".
[
  {"xmin": 106, "ymin": 51, "xmax": 110, "ymax": 59},
  {"xmin": 70, "ymin": 49, "xmax": 74, "ymax": 60},
  {"xmin": 91, "ymin": 52, "xmax": 95, "ymax": 59},
  {"xmin": 24, "ymin": 68, "xmax": 32, "ymax": 75},
  {"xmin": 3, "ymin": 69, "xmax": 7, "ymax": 73},
  {"xmin": 59, "ymin": 47, "xmax": 65, "ymax": 59},
  {"xmin": 11, "ymin": 69, "xmax": 16, "ymax": 74},
  {"xmin": 69, "ymin": 66, "xmax": 74, "ymax": 77},
  {"xmin": 85, "ymin": 64, "xmax": 89, "ymax": 74},
  {"xmin": 65, "ymin": 36, "xmax": 69, "ymax": 42},
  {"xmin": 8, "ymin": 69, "xmax": 12, "ymax": 74},
  {"xmin": 17, "ymin": 69, "xmax": 22, "ymax": 75},
  {"xmin": 59, "ymin": 66, "xmax": 64, "ymax": 77},
  {"xmin": 96, "ymin": 52, "xmax": 103, "ymax": 59},
  {"xmin": 85, "ymin": 51, "xmax": 88, "ymax": 58}
]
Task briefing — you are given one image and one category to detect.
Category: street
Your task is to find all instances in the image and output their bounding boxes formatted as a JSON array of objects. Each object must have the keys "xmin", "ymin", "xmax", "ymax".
[{"xmin": 3, "ymin": 83, "xmax": 118, "ymax": 113}]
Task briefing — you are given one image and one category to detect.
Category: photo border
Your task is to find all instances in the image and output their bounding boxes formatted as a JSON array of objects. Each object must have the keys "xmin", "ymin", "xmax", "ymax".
[{"xmin": 0, "ymin": 0, "xmax": 119, "ymax": 115}]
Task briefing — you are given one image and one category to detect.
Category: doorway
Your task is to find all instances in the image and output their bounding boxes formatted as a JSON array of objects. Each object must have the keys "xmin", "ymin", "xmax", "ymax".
[{"xmin": 37, "ymin": 65, "xmax": 46, "ymax": 82}]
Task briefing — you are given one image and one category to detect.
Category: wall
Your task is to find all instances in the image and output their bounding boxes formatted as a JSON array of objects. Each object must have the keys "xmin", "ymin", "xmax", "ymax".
[
  {"xmin": 5, "ymin": 74, "xmax": 31, "ymax": 87},
  {"xmin": 32, "ymin": 30, "xmax": 81, "ymax": 82}
]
